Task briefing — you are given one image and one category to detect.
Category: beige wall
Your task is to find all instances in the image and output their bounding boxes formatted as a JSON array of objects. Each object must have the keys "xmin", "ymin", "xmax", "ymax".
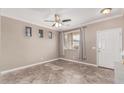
[
  {"xmin": 85, "ymin": 16, "xmax": 124, "ymax": 65},
  {"xmin": 1, "ymin": 15, "xmax": 124, "ymax": 72},
  {"xmin": 0, "ymin": 16, "xmax": 59, "ymax": 72},
  {"xmin": 60, "ymin": 16, "xmax": 124, "ymax": 65}
]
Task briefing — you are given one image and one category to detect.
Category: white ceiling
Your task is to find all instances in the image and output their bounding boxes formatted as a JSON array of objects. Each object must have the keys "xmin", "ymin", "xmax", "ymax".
[{"xmin": 1, "ymin": 8, "xmax": 123, "ymax": 31}]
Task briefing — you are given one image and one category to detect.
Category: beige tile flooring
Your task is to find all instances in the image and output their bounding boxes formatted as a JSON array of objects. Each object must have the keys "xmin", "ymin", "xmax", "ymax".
[{"xmin": 0, "ymin": 60, "xmax": 114, "ymax": 84}]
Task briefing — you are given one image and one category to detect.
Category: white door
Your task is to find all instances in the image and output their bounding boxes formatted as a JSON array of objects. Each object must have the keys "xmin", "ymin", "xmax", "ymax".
[{"xmin": 97, "ymin": 28, "xmax": 122, "ymax": 69}]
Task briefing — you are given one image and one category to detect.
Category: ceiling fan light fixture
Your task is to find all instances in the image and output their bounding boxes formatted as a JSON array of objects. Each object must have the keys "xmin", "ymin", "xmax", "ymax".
[
  {"xmin": 101, "ymin": 8, "xmax": 112, "ymax": 15},
  {"xmin": 44, "ymin": 13, "xmax": 71, "ymax": 28},
  {"xmin": 55, "ymin": 22, "xmax": 62, "ymax": 27},
  {"xmin": 59, "ymin": 23, "xmax": 62, "ymax": 27},
  {"xmin": 55, "ymin": 22, "xmax": 59, "ymax": 27}
]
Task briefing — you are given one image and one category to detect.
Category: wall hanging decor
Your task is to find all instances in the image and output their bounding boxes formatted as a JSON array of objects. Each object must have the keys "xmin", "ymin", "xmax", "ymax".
[
  {"xmin": 39, "ymin": 29, "xmax": 43, "ymax": 38},
  {"xmin": 48, "ymin": 32, "xmax": 52, "ymax": 39},
  {"xmin": 25, "ymin": 26, "xmax": 32, "ymax": 37}
]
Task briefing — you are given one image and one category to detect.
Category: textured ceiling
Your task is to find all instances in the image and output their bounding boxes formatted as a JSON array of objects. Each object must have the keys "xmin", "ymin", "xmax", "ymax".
[{"xmin": 1, "ymin": 8, "xmax": 123, "ymax": 31}]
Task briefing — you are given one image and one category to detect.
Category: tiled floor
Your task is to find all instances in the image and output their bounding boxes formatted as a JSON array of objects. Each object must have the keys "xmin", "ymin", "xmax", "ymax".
[{"xmin": 0, "ymin": 60, "xmax": 114, "ymax": 84}]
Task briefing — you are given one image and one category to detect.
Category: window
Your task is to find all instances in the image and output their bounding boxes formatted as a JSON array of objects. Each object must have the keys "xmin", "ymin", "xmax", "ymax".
[{"xmin": 64, "ymin": 30, "xmax": 80, "ymax": 50}]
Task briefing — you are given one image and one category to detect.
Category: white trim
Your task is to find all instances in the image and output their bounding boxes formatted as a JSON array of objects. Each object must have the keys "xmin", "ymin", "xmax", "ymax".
[
  {"xmin": 62, "ymin": 14, "xmax": 123, "ymax": 32},
  {"xmin": 96, "ymin": 28, "xmax": 122, "ymax": 69},
  {"xmin": 0, "ymin": 58, "xmax": 59, "ymax": 75},
  {"xmin": 1, "ymin": 14, "xmax": 53, "ymax": 30},
  {"xmin": 59, "ymin": 58, "xmax": 97, "ymax": 67},
  {"xmin": 1, "ymin": 9, "xmax": 123, "ymax": 32},
  {"xmin": 82, "ymin": 14, "xmax": 123, "ymax": 26},
  {"xmin": 0, "ymin": 57, "xmax": 100, "ymax": 75}
]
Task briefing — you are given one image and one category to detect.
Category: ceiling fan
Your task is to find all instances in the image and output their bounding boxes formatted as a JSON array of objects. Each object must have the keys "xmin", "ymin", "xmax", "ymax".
[{"xmin": 44, "ymin": 14, "xmax": 71, "ymax": 28}]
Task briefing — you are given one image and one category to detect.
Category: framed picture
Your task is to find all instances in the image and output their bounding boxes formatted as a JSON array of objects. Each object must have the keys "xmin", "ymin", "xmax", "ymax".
[
  {"xmin": 48, "ymin": 32, "xmax": 52, "ymax": 39},
  {"xmin": 25, "ymin": 26, "xmax": 32, "ymax": 37},
  {"xmin": 39, "ymin": 29, "xmax": 43, "ymax": 38}
]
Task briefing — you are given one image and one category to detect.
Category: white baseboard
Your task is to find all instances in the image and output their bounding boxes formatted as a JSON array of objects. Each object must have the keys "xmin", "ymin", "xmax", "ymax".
[
  {"xmin": 1, "ymin": 58, "xmax": 59, "ymax": 75},
  {"xmin": 59, "ymin": 58, "xmax": 98, "ymax": 67},
  {"xmin": 0, "ymin": 57, "xmax": 97, "ymax": 75}
]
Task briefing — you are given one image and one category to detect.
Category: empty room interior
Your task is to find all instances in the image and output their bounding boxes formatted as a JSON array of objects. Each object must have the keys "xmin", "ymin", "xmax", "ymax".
[{"xmin": 0, "ymin": 8, "xmax": 124, "ymax": 84}]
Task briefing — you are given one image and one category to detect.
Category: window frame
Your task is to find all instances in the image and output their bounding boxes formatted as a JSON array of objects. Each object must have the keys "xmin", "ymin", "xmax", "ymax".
[{"xmin": 64, "ymin": 30, "xmax": 80, "ymax": 50}]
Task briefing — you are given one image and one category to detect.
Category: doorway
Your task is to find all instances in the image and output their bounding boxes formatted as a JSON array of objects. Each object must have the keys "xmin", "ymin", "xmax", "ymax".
[{"xmin": 97, "ymin": 28, "xmax": 122, "ymax": 69}]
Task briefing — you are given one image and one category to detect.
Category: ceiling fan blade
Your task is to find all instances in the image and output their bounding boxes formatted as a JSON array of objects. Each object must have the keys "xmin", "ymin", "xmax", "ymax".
[
  {"xmin": 62, "ymin": 19, "xmax": 71, "ymax": 22},
  {"xmin": 52, "ymin": 23, "xmax": 55, "ymax": 27},
  {"xmin": 44, "ymin": 20, "xmax": 55, "ymax": 22}
]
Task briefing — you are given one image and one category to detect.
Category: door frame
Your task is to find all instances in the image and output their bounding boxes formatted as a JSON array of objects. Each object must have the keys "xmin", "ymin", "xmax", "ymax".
[{"xmin": 96, "ymin": 28, "xmax": 122, "ymax": 68}]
